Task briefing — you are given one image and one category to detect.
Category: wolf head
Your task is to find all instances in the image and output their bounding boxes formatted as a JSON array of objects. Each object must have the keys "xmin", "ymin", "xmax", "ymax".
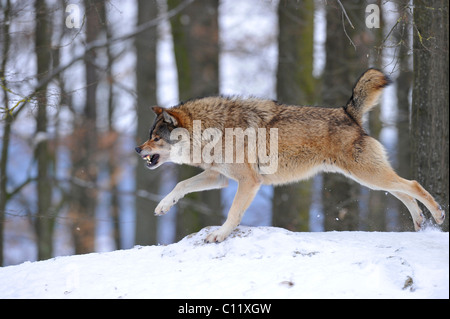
[{"xmin": 135, "ymin": 106, "xmax": 180, "ymax": 169}]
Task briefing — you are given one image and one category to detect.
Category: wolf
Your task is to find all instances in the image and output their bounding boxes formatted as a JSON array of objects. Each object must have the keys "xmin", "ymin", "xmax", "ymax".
[{"xmin": 135, "ymin": 69, "xmax": 445, "ymax": 242}]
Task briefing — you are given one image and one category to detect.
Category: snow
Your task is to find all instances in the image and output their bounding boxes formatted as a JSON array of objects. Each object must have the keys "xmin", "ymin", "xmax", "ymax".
[{"xmin": 0, "ymin": 226, "xmax": 447, "ymax": 299}]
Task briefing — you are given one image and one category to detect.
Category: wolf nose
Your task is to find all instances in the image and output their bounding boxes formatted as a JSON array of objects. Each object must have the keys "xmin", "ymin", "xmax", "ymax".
[{"xmin": 135, "ymin": 146, "xmax": 142, "ymax": 154}]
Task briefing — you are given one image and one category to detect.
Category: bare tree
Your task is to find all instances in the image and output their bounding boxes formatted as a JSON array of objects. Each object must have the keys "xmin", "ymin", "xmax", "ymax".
[
  {"xmin": 134, "ymin": 0, "xmax": 159, "ymax": 246},
  {"xmin": 272, "ymin": 0, "xmax": 315, "ymax": 231},
  {"xmin": 167, "ymin": 0, "xmax": 221, "ymax": 240},
  {"xmin": 103, "ymin": 7, "xmax": 121, "ymax": 250},
  {"xmin": 411, "ymin": 0, "xmax": 449, "ymax": 231},
  {"xmin": 0, "ymin": 0, "xmax": 11, "ymax": 266},
  {"xmin": 0, "ymin": 0, "xmax": 196, "ymax": 264},
  {"xmin": 392, "ymin": 0, "xmax": 414, "ymax": 229},
  {"xmin": 322, "ymin": 0, "xmax": 369, "ymax": 231},
  {"xmin": 34, "ymin": 0, "xmax": 54, "ymax": 260},
  {"xmin": 69, "ymin": 0, "xmax": 106, "ymax": 254}
]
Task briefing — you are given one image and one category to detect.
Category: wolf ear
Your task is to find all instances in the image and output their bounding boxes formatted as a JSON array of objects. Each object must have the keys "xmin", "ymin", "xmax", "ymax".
[
  {"xmin": 162, "ymin": 111, "xmax": 178, "ymax": 126},
  {"xmin": 151, "ymin": 106, "xmax": 163, "ymax": 115},
  {"xmin": 151, "ymin": 106, "xmax": 178, "ymax": 126}
]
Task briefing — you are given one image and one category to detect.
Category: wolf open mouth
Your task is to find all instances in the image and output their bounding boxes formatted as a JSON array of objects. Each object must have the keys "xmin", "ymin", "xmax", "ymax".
[{"xmin": 143, "ymin": 154, "xmax": 160, "ymax": 167}]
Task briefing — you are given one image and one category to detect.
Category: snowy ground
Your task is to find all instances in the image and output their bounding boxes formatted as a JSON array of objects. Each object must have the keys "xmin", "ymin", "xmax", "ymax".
[{"xmin": 0, "ymin": 226, "xmax": 448, "ymax": 299}]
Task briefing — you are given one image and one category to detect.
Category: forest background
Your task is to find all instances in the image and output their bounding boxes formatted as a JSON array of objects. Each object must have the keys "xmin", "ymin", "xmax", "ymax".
[{"xmin": 0, "ymin": 0, "xmax": 448, "ymax": 266}]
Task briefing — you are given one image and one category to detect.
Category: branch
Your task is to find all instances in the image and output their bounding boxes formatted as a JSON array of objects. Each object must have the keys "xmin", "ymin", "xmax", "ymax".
[
  {"xmin": 341, "ymin": 11, "xmax": 356, "ymax": 50},
  {"xmin": 7, "ymin": 176, "xmax": 37, "ymax": 200},
  {"xmin": 337, "ymin": 0, "xmax": 354, "ymax": 29},
  {"xmin": 335, "ymin": 0, "xmax": 356, "ymax": 50},
  {"xmin": 55, "ymin": 175, "xmax": 215, "ymax": 216},
  {"xmin": 9, "ymin": 0, "xmax": 194, "ymax": 118}
]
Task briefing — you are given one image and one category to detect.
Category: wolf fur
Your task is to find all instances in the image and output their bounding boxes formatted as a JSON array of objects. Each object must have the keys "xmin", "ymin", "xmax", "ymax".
[{"xmin": 135, "ymin": 68, "xmax": 445, "ymax": 242}]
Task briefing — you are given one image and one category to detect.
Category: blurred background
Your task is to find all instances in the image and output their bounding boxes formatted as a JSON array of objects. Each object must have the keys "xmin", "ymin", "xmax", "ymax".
[{"xmin": 0, "ymin": 0, "xmax": 448, "ymax": 266}]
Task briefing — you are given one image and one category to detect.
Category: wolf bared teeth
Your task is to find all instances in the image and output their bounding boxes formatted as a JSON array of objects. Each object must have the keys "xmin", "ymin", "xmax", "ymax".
[{"xmin": 143, "ymin": 155, "xmax": 152, "ymax": 163}]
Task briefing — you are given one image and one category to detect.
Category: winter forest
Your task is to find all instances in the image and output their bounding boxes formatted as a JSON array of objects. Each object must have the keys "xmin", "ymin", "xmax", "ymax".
[{"xmin": 0, "ymin": 0, "xmax": 448, "ymax": 266}]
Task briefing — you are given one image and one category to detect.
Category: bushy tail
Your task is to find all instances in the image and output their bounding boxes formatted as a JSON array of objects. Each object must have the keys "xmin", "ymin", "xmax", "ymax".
[{"xmin": 344, "ymin": 68, "xmax": 391, "ymax": 125}]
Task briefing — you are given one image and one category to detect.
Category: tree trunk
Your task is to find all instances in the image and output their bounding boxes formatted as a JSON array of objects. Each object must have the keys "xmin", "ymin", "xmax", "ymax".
[
  {"xmin": 272, "ymin": 0, "xmax": 315, "ymax": 232},
  {"xmin": 134, "ymin": 0, "xmax": 159, "ymax": 246},
  {"xmin": 392, "ymin": 0, "xmax": 414, "ymax": 230},
  {"xmin": 0, "ymin": 0, "xmax": 11, "ymax": 266},
  {"xmin": 104, "ymin": 14, "xmax": 121, "ymax": 249},
  {"xmin": 34, "ymin": 0, "xmax": 54, "ymax": 260},
  {"xmin": 70, "ymin": 0, "xmax": 105, "ymax": 254},
  {"xmin": 322, "ymin": 0, "xmax": 368, "ymax": 231},
  {"xmin": 412, "ymin": 0, "xmax": 449, "ymax": 231},
  {"xmin": 167, "ymin": 0, "xmax": 221, "ymax": 240}
]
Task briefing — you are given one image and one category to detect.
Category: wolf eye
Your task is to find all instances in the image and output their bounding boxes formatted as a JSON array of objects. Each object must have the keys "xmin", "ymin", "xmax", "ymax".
[{"xmin": 153, "ymin": 137, "xmax": 160, "ymax": 142}]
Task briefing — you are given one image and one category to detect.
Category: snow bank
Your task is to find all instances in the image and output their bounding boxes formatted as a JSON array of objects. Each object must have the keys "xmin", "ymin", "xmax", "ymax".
[{"xmin": 0, "ymin": 226, "xmax": 448, "ymax": 299}]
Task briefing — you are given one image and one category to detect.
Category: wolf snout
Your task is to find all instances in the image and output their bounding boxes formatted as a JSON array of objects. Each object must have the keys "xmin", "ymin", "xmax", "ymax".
[{"xmin": 135, "ymin": 146, "xmax": 142, "ymax": 154}]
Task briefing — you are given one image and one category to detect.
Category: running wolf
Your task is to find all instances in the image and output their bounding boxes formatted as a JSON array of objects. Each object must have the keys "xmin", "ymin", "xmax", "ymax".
[{"xmin": 135, "ymin": 69, "xmax": 445, "ymax": 242}]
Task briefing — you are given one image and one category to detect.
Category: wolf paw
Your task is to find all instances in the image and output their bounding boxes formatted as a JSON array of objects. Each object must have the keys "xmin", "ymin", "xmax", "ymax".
[
  {"xmin": 154, "ymin": 196, "xmax": 178, "ymax": 216},
  {"xmin": 205, "ymin": 227, "xmax": 231, "ymax": 243},
  {"xmin": 414, "ymin": 213, "xmax": 425, "ymax": 231},
  {"xmin": 435, "ymin": 207, "xmax": 445, "ymax": 225}
]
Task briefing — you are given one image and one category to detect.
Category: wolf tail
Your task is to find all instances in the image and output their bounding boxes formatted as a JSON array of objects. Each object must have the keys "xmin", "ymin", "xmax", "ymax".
[{"xmin": 344, "ymin": 68, "xmax": 391, "ymax": 125}]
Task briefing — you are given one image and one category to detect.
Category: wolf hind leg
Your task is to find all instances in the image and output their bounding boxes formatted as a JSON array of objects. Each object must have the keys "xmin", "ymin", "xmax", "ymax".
[
  {"xmin": 347, "ymin": 137, "xmax": 445, "ymax": 229},
  {"xmin": 390, "ymin": 191, "xmax": 424, "ymax": 230}
]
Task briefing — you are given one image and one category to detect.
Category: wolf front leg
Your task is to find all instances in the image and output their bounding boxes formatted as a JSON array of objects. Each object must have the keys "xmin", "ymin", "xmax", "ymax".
[
  {"xmin": 154, "ymin": 170, "xmax": 228, "ymax": 216},
  {"xmin": 205, "ymin": 178, "xmax": 261, "ymax": 243}
]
